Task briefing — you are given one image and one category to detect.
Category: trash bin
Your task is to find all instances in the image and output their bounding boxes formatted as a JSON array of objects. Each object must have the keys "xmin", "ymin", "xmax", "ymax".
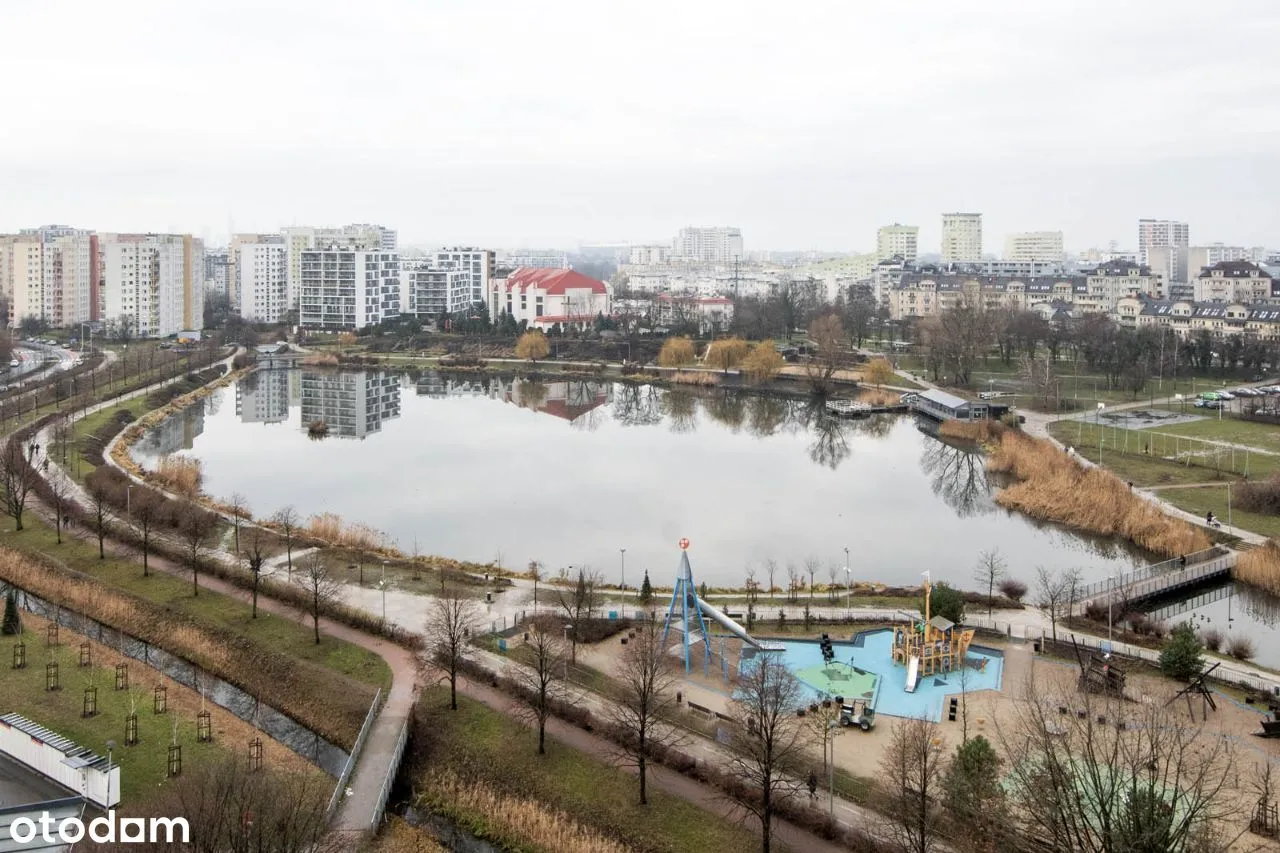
[{"xmin": 1033, "ymin": 640, "xmax": 1042, "ymax": 653}]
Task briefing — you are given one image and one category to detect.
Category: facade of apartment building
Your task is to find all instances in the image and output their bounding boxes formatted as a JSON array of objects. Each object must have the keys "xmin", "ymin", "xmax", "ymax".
[
  {"xmin": 100, "ymin": 233, "xmax": 203, "ymax": 337},
  {"xmin": 282, "ymin": 224, "xmax": 394, "ymax": 309},
  {"xmin": 654, "ymin": 293, "xmax": 734, "ymax": 333},
  {"xmin": 876, "ymin": 224, "xmax": 919, "ymax": 262},
  {"xmin": 1188, "ymin": 245, "xmax": 1269, "ymax": 276},
  {"xmin": 626, "ymin": 244, "xmax": 670, "ymax": 266},
  {"xmin": 673, "ymin": 226, "xmax": 743, "ymax": 263},
  {"xmin": 227, "ymin": 233, "xmax": 283, "ymax": 310},
  {"xmin": 297, "ymin": 248, "xmax": 400, "ymax": 330},
  {"xmin": 5, "ymin": 226, "xmax": 96, "ymax": 330},
  {"xmin": 940, "ymin": 213, "xmax": 982, "ymax": 264},
  {"xmin": 400, "ymin": 260, "xmax": 467, "ymax": 319},
  {"xmin": 1084, "ymin": 259, "xmax": 1164, "ymax": 306},
  {"xmin": 1146, "ymin": 246, "xmax": 1190, "ymax": 298},
  {"xmin": 501, "ymin": 249, "xmax": 569, "ymax": 269},
  {"xmin": 1192, "ymin": 260, "xmax": 1276, "ymax": 304},
  {"xmin": 490, "ymin": 267, "xmax": 610, "ymax": 329},
  {"xmin": 1137, "ymin": 219, "xmax": 1189, "ymax": 257},
  {"xmin": 1004, "ymin": 231, "xmax": 1064, "ymax": 264},
  {"xmin": 204, "ymin": 250, "xmax": 230, "ymax": 304},
  {"xmin": 237, "ymin": 242, "xmax": 289, "ymax": 323},
  {"xmin": 432, "ymin": 247, "xmax": 494, "ymax": 315},
  {"xmin": 1115, "ymin": 295, "xmax": 1280, "ymax": 340}
]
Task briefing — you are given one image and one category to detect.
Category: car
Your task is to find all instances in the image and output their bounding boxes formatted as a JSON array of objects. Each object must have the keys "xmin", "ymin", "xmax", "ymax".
[
  {"xmin": 1198, "ymin": 391, "xmax": 1220, "ymax": 400},
  {"xmin": 1217, "ymin": 391, "xmax": 1235, "ymax": 400},
  {"xmin": 8, "ymin": 359, "xmax": 18, "ymax": 369},
  {"xmin": 1195, "ymin": 399, "xmax": 1222, "ymax": 409},
  {"xmin": 1235, "ymin": 387, "xmax": 1261, "ymax": 397}
]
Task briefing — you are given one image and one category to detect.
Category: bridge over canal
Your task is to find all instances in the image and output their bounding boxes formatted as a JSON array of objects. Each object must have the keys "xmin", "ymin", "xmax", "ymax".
[{"xmin": 1073, "ymin": 546, "xmax": 1236, "ymax": 614}]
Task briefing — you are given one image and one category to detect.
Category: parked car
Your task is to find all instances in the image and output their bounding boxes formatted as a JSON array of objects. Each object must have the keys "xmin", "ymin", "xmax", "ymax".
[
  {"xmin": 1234, "ymin": 387, "xmax": 1261, "ymax": 397},
  {"xmin": 1195, "ymin": 398, "xmax": 1222, "ymax": 409},
  {"xmin": 1216, "ymin": 391, "xmax": 1235, "ymax": 400}
]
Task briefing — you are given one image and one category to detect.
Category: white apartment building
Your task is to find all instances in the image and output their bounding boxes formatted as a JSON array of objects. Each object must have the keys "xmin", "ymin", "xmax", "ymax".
[
  {"xmin": 281, "ymin": 224, "xmax": 395, "ymax": 309},
  {"xmin": 101, "ymin": 233, "xmax": 204, "ymax": 338},
  {"xmin": 5, "ymin": 225, "xmax": 95, "ymax": 329},
  {"xmin": 941, "ymin": 213, "xmax": 983, "ymax": 264},
  {"xmin": 1187, "ymin": 244, "xmax": 1271, "ymax": 276},
  {"xmin": 673, "ymin": 226, "xmax": 743, "ymax": 263},
  {"xmin": 1146, "ymin": 246, "xmax": 1191, "ymax": 298},
  {"xmin": 204, "ymin": 250, "xmax": 230, "ymax": 304},
  {"xmin": 1004, "ymin": 231, "xmax": 1064, "ymax": 264},
  {"xmin": 626, "ymin": 244, "xmax": 670, "ymax": 266},
  {"xmin": 400, "ymin": 260, "xmax": 467, "ymax": 319},
  {"xmin": 432, "ymin": 247, "xmax": 494, "ymax": 315},
  {"xmin": 490, "ymin": 267, "xmax": 611, "ymax": 330},
  {"xmin": 501, "ymin": 249, "xmax": 569, "ymax": 269},
  {"xmin": 1085, "ymin": 260, "xmax": 1163, "ymax": 306},
  {"xmin": 876, "ymin": 224, "xmax": 919, "ymax": 262},
  {"xmin": 298, "ymin": 248, "xmax": 400, "ymax": 330},
  {"xmin": 1192, "ymin": 260, "xmax": 1275, "ymax": 303},
  {"xmin": 227, "ymin": 233, "xmax": 283, "ymax": 310},
  {"xmin": 1138, "ymin": 219, "xmax": 1189, "ymax": 259},
  {"xmin": 238, "ymin": 242, "xmax": 289, "ymax": 323}
]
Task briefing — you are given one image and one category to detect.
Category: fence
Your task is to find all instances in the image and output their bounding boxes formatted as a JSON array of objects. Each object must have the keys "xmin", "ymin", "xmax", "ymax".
[
  {"xmin": 1066, "ymin": 418, "xmax": 1258, "ymax": 477},
  {"xmin": 1075, "ymin": 546, "xmax": 1227, "ymax": 602},
  {"xmin": 326, "ymin": 687, "xmax": 384, "ymax": 821},
  {"xmin": 369, "ymin": 719, "xmax": 410, "ymax": 831}
]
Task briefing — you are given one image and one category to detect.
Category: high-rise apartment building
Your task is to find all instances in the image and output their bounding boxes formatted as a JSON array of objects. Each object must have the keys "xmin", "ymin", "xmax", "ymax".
[
  {"xmin": 204, "ymin": 250, "xmax": 231, "ymax": 304},
  {"xmin": 1137, "ymin": 219, "xmax": 1190, "ymax": 259},
  {"xmin": 4, "ymin": 226, "xmax": 96, "ymax": 329},
  {"xmin": 101, "ymin": 234, "xmax": 204, "ymax": 338},
  {"xmin": 238, "ymin": 243, "xmax": 289, "ymax": 323},
  {"xmin": 298, "ymin": 247, "xmax": 400, "ymax": 330},
  {"xmin": 1187, "ymin": 244, "xmax": 1267, "ymax": 277},
  {"xmin": 1137, "ymin": 219, "xmax": 1190, "ymax": 295},
  {"xmin": 400, "ymin": 260, "xmax": 468, "ymax": 319},
  {"xmin": 876, "ymin": 224, "xmax": 919, "ymax": 263},
  {"xmin": 673, "ymin": 227, "xmax": 743, "ymax": 264},
  {"xmin": 1004, "ymin": 231, "xmax": 1064, "ymax": 264},
  {"xmin": 227, "ymin": 234, "xmax": 283, "ymax": 310},
  {"xmin": 282, "ymin": 224, "xmax": 395, "ymax": 309},
  {"xmin": 501, "ymin": 250, "xmax": 569, "ymax": 269},
  {"xmin": 940, "ymin": 213, "xmax": 983, "ymax": 264},
  {"xmin": 431, "ymin": 248, "xmax": 494, "ymax": 315}
]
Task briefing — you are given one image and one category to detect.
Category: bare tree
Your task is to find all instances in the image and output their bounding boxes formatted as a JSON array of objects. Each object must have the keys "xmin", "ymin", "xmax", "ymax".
[
  {"xmin": 51, "ymin": 416, "xmax": 73, "ymax": 465},
  {"xmin": 131, "ymin": 489, "xmax": 163, "ymax": 577},
  {"xmin": 765, "ymin": 558, "xmax": 778, "ymax": 601},
  {"xmin": 1036, "ymin": 565, "xmax": 1072, "ymax": 643},
  {"xmin": 0, "ymin": 437, "xmax": 41, "ymax": 530},
  {"xmin": 786, "ymin": 562, "xmax": 802, "ymax": 603},
  {"xmin": 46, "ymin": 466, "xmax": 72, "ymax": 545},
  {"xmin": 243, "ymin": 527, "xmax": 269, "ymax": 618},
  {"xmin": 880, "ymin": 715, "xmax": 948, "ymax": 853},
  {"xmin": 608, "ymin": 616, "xmax": 681, "ymax": 805},
  {"xmin": 745, "ymin": 564, "xmax": 759, "ymax": 604},
  {"xmin": 528, "ymin": 559, "xmax": 543, "ymax": 609},
  {"xmin": 805, "ymin": 313, "xmax": 847, "ymax": 395},
  {"xmin": 974, "ymin": 548, "xmax": 1008, "ymax": 617},
  {"xmin": 227, "ymin": 492, "xmax": 250, "ymax": 555},
  {"xmin": 272, "ymin": 505, "xmax": 300, "ymax": 581},
  {"xmin": 176, "ymin": 502, "xmax": 217, "ymax": 597},
  {"xmin": 725, "ymin": 655, "xmax": 806, "ymax": 853},
  {"xmin": 513, "ymin": 617, "xmax": 566, "ymax": 755},
  {"xmin": 826, "ymin": 562, "xmax": 840, "ymax": 603},
  {"xmin": 557, "ymin": 567, "xmax": 601, "ymax": 663},
  {"xmin": 427, "ymin": 592, "xmax": 478, "ymax": 711},
  {"xmin": 803, "ymin": 555, "xmax": 821, "ymax": 600},
  {"xmin": 85, "ymin": 468, "xmax": 116, "ymax": 559},
  {"xmin": 998, "ymin": 674, "xmax": 1239, "ymax": 853},
  {"xmin": 300, "ymin": 551, "xmax": 340, "ymax": 645}
]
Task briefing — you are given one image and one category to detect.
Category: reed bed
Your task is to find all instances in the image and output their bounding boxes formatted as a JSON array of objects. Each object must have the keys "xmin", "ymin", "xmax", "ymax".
[
  {"xmin": 308, "ymin": 512, "xmax": 383, "ymax": 550},
  {"xmin": 371, "ymin": 817, "xmax": 448, "ymax": 853},
  {"xmin": 301, "ymin": 352, "xmax": 340, "ymax": 367},
  {"xmin": 1234, "ymin": 540, "xmax": 1280, "ymax": 597},
  {"xmin": 0, "ymin": 549, "xmax": 374, "ymax": 749},
  {"xmin": 938, "ymin": 418, "xmax": 1003, "ymax": 444},
  {"xmin": 670, "ymin": 370, "xmax": 719, "ymax": 386},
  {"xmin": 418, "ymin": 769, "xmax": 635, "ymax": 853},
  {"xmin": 987, "ymin": 429, "xmax": 1211, "ymax": 558},
  {"xmin": 155, "ymin": 455, "xmax": 203, "ymax": 496},
  {"xmin": 855, "ymin": 388, "xmax": 901, "ymax": 407}
]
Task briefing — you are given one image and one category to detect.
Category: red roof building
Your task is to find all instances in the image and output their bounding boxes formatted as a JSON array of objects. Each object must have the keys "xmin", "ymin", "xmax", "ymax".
[{"xmin": 488, "ymin": 267, "xmax": 611, "ymax": 329}]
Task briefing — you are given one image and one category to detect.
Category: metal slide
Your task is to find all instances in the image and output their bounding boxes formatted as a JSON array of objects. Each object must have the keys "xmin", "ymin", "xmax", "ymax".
[
  {"xmin": 905, "ymin": 656, "xmax": 920, "ymax": 693},
  {"xmin": 697, "ymin": 597, "xmax": 765, "ymax": 649}
]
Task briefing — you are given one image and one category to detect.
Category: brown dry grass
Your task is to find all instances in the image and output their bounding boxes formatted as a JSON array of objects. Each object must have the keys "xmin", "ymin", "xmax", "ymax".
[
  {"xmin": 1234, "ymin": 540, "xmax": 1280, "ymax": 596},
  {"xmin": 856, "ymin": 388, "xmax": 900, "ymax": 407},
  {"xmin": 371, "ymin": 817, "xmax": 448, "ymax": 853},
  {"xmin": 938, "ymin": 419, "xmax": 1002, "ymax": 444},
  {"xmin": 0, "ymin": 549, "xmax": 375, "ymax": 749},
  {"xmin": 155, "ymin": 456, "xmax": 203, "ymax": 497},
  {"xmin": 419, "ymin": 769, "xmax": 635, "ymax": 853},
  {"xmin": 308, "ymin": 512, "xmax": 383, "ymax": 550},
  {"xmin": 301, "ymin": 352, "xmax": 340, "ymax": 367},
  {"xmin": 670, "ymin": 371, "xmax": 719, "ymax": 386},
  {"xmin": 987, "ymin": 429, "xmax": 1211, "ymax": 558}
]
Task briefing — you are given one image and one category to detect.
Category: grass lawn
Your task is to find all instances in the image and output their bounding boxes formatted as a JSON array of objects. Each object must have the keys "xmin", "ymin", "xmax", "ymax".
[
  {"xmin": 1153, "ymin": 417, "xmax": 1280, "ymax": 456},
  {"xmin": 5, "ymin": 515, "xmax": 390, "ymax": 689},
  {"xmin": 0, "ymin": 624, "xmax": 225, "ymax": 803},
  {"xmin": 1155, "ymin": 488, "xmax": 1280, "ymax": 539},
  {"xmin": 1046, "ymin": 422, "xmax": 1280, "ymax": 483},
  {"xmin": 413, "ymin": 688, "xmax": 769, "ymax": 853}
]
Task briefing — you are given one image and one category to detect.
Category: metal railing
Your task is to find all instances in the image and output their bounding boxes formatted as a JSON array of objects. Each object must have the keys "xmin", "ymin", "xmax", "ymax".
[
  {"xmin": 326, "ymin": 688, "xmax": 383, "ymax": 820},
  {"xmin": 1075, "ymin": 546, "xmax": 1228, "ymax": 601},
  {"xmin": 369, "ymin": 719, "xmax": 410, "ymax": 831}
]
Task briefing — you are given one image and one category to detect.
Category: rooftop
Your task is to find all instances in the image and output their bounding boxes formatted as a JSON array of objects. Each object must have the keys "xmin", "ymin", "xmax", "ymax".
[
  {"xmin": 918, "ymin": 388, "xmax": 971, "ymax": 410},
  {"xmin": 503, "ymin": 267, "xmax": 607, "ymax": 295}
]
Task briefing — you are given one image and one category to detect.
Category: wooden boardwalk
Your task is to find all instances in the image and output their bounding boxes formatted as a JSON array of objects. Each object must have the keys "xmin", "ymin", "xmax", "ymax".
[{"xmin": 1073, "ymin": 546, "xmax": 1236, "ymax": 613}]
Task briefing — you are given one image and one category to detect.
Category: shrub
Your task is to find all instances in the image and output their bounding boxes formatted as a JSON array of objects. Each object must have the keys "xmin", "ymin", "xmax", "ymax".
[
  {"xmin": 1228, "ymin": 635, "xmax": 1257, "ymax": 661},
  {"xmin": 657, "ymin": 337, "xmax": 696, "ymax": 368},
  {"xmin": 926, "ymin": 582, "xmax": 965, "ymax": 624},
  {"xmin": 741, "ymin": 341, "xmax": 784, "ymax": 383},
  {"xmin": 1236, "ymin": 474, "xmax": 1280, "ymax": 515},
  {"xmin": 997, "ymin": 579, "xmax": 1028, "ymax": 602},
  {"xmin": 154, "ymin": 456, "xmax": 203, "ymax": 496},
  {"xmin": 1201, "ymin": 627, "xmax": 1223, "ymax": 652},
  {"xmin": 2, "ymin": 587, "xmax": 20, "ymax": 635},
  {"xmin": 1125, "ymin": 612, "xmax": 1150, "ymax": 635},
  {"xmin": 1159, "ymin": 622, "xmax": 1204, "ymax": 681}
]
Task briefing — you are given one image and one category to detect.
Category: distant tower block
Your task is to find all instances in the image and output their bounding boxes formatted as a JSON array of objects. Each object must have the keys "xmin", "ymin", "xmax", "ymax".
[{"xmin": 661, "ymin": 542, "xmax": 713, "ymax": 671}]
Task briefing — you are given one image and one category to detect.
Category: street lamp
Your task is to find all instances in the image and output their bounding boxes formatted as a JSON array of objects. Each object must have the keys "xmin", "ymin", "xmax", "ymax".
[
  {"xmin": 563, "ymin": 623, "xmax": 573, "ymax": 679},
  {"xmin": 619, "ymin": 548, "xmax": 626, "ymax": 595},
  {"xmin": 1096, "ymin": 402, "xmax": 1105, "ymax": 462},
  {"xmin": 105, "ymin": 739, "xmax": 116, "ymax": 809},
  {"xmin": 843, "ymin": 566, "xmax": 851, "ymax": 616},
  {"xmin": 1106, "ymin": 574, "xmax": 1114, "ymax": 649}
]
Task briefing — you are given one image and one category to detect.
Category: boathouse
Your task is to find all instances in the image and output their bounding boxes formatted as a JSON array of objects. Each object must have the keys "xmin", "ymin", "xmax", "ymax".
[{"xmin": 913, "ymin": 389, "xmax": 988, "ymax": 422}]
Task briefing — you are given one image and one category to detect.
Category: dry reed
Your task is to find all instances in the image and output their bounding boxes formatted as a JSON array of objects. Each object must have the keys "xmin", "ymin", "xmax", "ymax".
[
  {"xmin": 301, "ymin": 352, "xmax": 340, "ymax": 367},
  {"xmin": 418, "ymin": 769, "xmax": 635, "ymax": 853},
  {"xmin": 307, "ymin": 512, "xmax": 383, "ymax": 550},
  {"xmin": 1234, "ymin": 540, "xmax": 1280, "ymax": 597},
  {"xmin": 371, "ymin": 817, "xmax": 448, "ymax": 853},
  {"xmin": 670, "ymin": 371, "xmax": 719, "ymax": 386},
  {"xmin": 155, "ymin": 456, "xmax": 203, "ymax": 496},
  {"xmin": 938, "ymin": 419, "xmax": 1003, "ymax": 444},
  {"xmin": 987, "ymin": 429, "xmax": 1211, "ymax": 558},
  {"xmin": 856, "ymin": 388, "xmax": 900, "ymax": 407}
]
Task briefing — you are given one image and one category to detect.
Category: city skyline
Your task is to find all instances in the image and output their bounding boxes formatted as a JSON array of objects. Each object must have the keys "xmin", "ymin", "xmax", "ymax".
[{"xmin": 1, "ymin": 1, "xmax": 1278, "ymax": 252}]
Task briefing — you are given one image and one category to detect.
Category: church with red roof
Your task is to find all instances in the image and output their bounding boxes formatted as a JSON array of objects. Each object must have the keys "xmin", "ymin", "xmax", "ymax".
[{"xmin": 488, "ymin": 267, "xmax": 612, "ymax": 330}]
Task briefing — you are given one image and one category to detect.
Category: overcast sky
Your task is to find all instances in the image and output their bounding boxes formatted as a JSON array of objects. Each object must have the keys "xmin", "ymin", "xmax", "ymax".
[{"xmin": 2, "ymin": 0, "xmax": 1278, "ymax": 253}]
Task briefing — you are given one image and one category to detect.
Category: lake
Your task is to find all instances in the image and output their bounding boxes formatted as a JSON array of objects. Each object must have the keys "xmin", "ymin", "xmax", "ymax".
[{"xmin": 131, "ymin": 368, "xmax": 1151, "ymax": 592}]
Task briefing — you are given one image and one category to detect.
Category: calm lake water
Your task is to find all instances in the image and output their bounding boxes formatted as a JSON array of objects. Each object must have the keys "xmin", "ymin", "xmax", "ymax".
[{"xmin": 132, "ymin": 368, "xmax": 1153, "ymax": 591}]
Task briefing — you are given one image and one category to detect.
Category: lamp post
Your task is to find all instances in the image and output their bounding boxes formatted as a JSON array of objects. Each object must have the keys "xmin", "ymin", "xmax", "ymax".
[
  {"xmin": 1096, "ymin": 402, "xmax": 1105, "ymax": 463},
  {"xmin": 1107, "ymin": 574, "xmax": 1114, "ymax": 649},
  {"xmin": 563, "ymin": 624, "xmax": 573, "ymax": 679},
  {"xmin": 843, "ymin": 566, "xmax": 851, "ymax": 616},
  {"xmin": 619, "ymin": 548, "xmax": 626, "ymax": 595},
  {"xmin": 105, "ymin": 739, "xmax": 116, "ymax": 808},
  {"xmin": 380, "ymin": 560, "xmax": 389, "ymax": 626}
]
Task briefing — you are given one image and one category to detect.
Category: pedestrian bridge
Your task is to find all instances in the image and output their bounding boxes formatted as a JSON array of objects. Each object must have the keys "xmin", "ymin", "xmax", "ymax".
[{"xmin": 1073, "ymin": 546, "xmax": 1236, "ymax": 614}]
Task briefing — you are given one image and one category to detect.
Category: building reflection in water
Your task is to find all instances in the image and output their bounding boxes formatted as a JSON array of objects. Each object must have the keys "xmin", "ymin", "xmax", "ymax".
[
  {"xmin": 299, "ymin": 370, "xmax": 402, "ymax": 439},
  {"xmin": 236, "ymin": 369, "xmax": 291, "ymax": 425}
]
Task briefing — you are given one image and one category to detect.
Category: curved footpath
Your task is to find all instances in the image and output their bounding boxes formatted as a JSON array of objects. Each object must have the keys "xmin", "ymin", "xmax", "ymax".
[{"xmin": 24, "ymin": 359, "xmax": 860, "ymax": 852}]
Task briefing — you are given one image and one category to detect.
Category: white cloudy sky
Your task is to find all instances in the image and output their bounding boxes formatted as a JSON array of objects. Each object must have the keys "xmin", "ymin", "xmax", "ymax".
[{"xmin": 2, "ymin": 0, "xmax": 1278, "ymax": 253}]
